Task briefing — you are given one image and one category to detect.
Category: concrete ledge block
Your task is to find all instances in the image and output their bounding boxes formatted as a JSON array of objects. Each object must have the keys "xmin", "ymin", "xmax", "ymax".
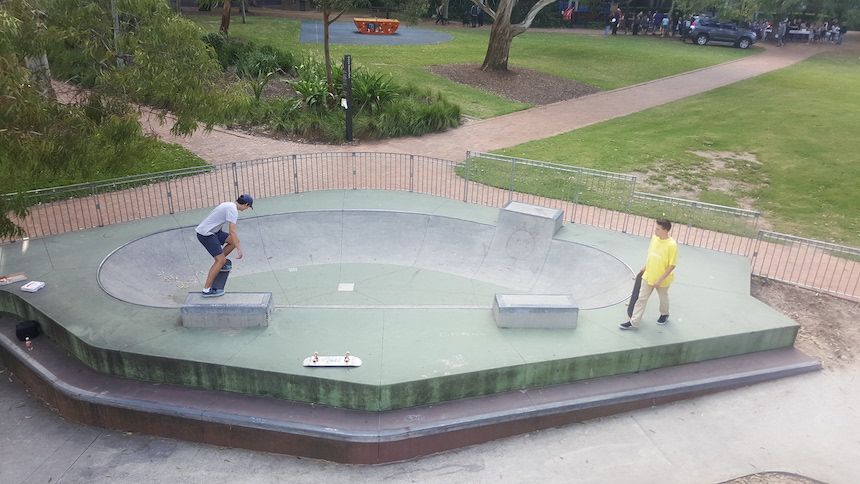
[
  {"xmin": 500, "ymin": 201, "xmax": 564, "ymax": 236},
  {"xmin": 493, "ymin": 294, "xmax": 578, "ymax": 329},
  {"xmin": 181, "ymin": 293, "xmax": 273, "ymax": 328}
]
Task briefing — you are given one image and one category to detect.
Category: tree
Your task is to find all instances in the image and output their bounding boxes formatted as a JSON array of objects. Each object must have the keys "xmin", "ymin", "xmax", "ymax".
[
  {"xmin": 474, "ymin": 0, "xmax": 559, "ymax": 71},
  {"xmin": 220, "ymin": 0, "xmax": 232, "ymax": 34},
  {"xmin": 3, "ymin": 0, "xmax": 55, "ymax": 99},
  {"xmin": 45, "ymin": 0, "xmax": 242, "ymax": 135},
  {"xmin": 310, "ymin": 0, "xmax": 426, "ymax": 100},
  {"xmin": 312, "ymin": 0, "xmax": 370, "ymax": 102}
]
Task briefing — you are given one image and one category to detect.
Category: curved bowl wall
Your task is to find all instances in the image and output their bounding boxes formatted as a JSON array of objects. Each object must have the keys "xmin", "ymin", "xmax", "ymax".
[{"xmin": 98, "ymin": 211, "xmax": 633, "ymax": 309}]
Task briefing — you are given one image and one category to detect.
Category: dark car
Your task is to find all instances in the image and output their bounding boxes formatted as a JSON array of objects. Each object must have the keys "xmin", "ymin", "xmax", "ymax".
[{"xmin": 687, "ymin": 18, "xmax": 757, "ymax": 49}]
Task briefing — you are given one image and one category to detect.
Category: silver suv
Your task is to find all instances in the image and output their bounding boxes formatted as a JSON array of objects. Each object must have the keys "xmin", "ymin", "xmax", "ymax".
[{"xmin": 687, "ymin": 18, "xmax": 757, "ymax": 49}]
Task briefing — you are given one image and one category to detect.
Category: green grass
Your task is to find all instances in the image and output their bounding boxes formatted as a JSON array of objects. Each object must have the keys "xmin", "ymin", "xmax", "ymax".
[
  {"xmin": 492, "ymin": 50, "xmax": 860, "ymax": 246},
  {"xmin": 191, "ymin": 15, "xmax": 753, "ymax": 119}
]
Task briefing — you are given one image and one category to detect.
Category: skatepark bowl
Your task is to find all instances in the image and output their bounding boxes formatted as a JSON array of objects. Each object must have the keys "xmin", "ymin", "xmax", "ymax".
[{"xmin": 0, "ymin": 190, "xmax": 815, "ymax": 463}]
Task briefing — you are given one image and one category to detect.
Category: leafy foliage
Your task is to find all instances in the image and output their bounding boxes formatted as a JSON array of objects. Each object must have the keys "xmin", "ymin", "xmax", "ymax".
[
  {"xmin": 238, "ymin": 49, "xmax": 282, "ymax": 101},
  {"xmin": 44, "ymin": 0, "xmax": 243, "ymax": 135},
  {"xmin": 352, "ymin": 69, "xmax": 399, "ymax": 114},
  {"xmin": 0, "ymin": 0, "xmax": 206, "ymax": 238}
]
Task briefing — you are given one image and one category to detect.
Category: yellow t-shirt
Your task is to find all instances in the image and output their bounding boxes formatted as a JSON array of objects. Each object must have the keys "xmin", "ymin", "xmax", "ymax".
[{"xmin": 643, "ymin": 235, "xmax": 677, "ymax": 287}]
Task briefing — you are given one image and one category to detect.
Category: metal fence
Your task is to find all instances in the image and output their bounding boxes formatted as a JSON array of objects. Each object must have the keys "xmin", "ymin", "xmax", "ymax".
[
  {"xmin": 463, "ymin": 152, "xmax": 762, "ymax": 257},
  {"xmin": 3, "ymin": 151, "xmax": 858, "ymax": 301},
  {"xmin": 753, "ymin": 231, "xmax": 860, "ymax": 301}
]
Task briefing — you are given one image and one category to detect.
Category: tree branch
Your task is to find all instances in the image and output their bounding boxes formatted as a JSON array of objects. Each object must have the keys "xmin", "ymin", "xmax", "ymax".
[
  {"xmin": 329, "ymin": 9, "xmax": 346, "ymax": 24},
  {"xmin": 469, "ymin": 0, "xmax": 497, "ymax": 21},
  {"xmin": 513, "ymin": 0, "xmax": 558, "ymax": 35}
]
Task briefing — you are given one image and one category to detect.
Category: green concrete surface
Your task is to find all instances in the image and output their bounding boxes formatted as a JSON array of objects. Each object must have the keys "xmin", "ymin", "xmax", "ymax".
[{"xmin": 0, "ymin": 190, "xmax": 798, "ymax": 410}]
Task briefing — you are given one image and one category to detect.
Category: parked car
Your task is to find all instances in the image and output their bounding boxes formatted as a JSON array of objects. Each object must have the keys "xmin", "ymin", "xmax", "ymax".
[{"xmin": 686, "ymin": 17, "xmax": 757, "ymax": 49}]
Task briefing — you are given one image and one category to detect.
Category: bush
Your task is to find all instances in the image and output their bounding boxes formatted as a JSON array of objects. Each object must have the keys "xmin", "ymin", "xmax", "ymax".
[
  {"xmin": 355, "ymin": 86, "xmax": 460, "ymax": 139},
  {"xmin": 352, "ymin": 69, "xmax": 398, "ymax": 114}
]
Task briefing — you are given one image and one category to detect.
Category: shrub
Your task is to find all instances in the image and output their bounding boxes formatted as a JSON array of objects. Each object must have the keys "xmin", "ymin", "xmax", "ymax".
[
  {"xmin": 289, "ymin": 68, "xmax": 333, "ymax": 109},
  {"xmin": 352, "ymin": 69, "xmax": 398, "ymax": 114},
  {"xmin": 238, "ymin": 49, "xmax": 282, "ymax": 101},
  {"xmin": 354, "ymin": 85, "xmax": 460, "ymax": 139}
]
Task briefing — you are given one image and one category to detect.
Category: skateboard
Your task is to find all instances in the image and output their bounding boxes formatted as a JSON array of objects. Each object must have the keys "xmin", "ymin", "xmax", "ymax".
[
  {"xmin": 303, "ymin": 352, "xmax": 362, "ymax": 367},
  {"xmin": 627, "ymin": 270, "xmax": 644, "ymax": 318},
  {"xmin": 0, "ymin": 272, "xmax": 27, "ymax": 286},
  {"xmin": 212, "ymin": 260, "xmax": 231, "ymax": 291}
]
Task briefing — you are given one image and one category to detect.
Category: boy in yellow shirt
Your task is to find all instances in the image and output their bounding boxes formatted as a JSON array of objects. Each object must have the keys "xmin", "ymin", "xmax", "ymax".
[{"xmin": 620, "ymin": 219, "xmax": 677, "ymax": 330}]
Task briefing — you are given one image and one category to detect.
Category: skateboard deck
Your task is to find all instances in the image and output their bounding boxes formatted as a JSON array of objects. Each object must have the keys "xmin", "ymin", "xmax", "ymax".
[
  {"xmin": 0, "ymin": 272, "xmax": 27, "ymax": 286},
  {"xmin": 212, "ymin": 261, "xmax": 231, "ymax": 291},
  {"xmin": 303, "ymin": 352, "xmax": 362, "ymax": 367},
  {"xmin": 627, "ymin": 270, "xmax": 644, "ymax": 318}
]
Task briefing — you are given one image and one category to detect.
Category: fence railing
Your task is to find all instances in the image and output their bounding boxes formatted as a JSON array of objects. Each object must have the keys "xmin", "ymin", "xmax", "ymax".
[
  {"xmin": 463, "ymin": 152, "xmax": 762, "ymax": 257},
  {"xmin": 753, "ymin": 231, "xmax": 860, "ymax": 301},
  {"xmin": 3, "ymin": 151, "xmax": 857, "ymax": 301}
]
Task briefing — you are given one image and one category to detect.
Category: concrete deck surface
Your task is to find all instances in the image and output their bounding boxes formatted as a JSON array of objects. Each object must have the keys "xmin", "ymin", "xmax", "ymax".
[{"xmin": 1, "ymin": 190, "xmax": 798, "ymax": 411}]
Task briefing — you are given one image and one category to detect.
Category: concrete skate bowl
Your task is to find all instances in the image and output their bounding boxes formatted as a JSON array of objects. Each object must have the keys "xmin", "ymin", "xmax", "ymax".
[{"xmin": 98, "ymin": 210, "xmax": 633, "ymax": 309}]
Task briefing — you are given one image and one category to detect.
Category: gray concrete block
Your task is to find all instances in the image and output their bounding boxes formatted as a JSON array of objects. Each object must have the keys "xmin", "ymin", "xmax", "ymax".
[
  {"xmin": 499, "ymin": 201, "xmax": 563, "ymax": 237},
  {"xmin": 181, "ymin": 293, "xmax": 273, "ymax": 328},
  {"xmin": 493, "ymin": 294, "xmax": 578, "ymax": 329}
]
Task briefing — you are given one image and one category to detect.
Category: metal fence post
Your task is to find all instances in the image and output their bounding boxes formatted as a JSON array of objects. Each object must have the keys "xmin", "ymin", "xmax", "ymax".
[
  {"xmin": 166, "ymin": 179, "xmax": 175, "ymax": 214},
  {"xmin": 747, "ymin": 214, "xmax": 760, "ymax": 257},
  {"xmin": 92, "ymin": 185, "xmax": 104, "ymax": 228},
  {"xmin": 231, "ymin": 162, "xmax": 239, "ymax": 199},
  {"xmin": 622, "ymin": 176, "xmax": 636, "ymax": 233},
  {"xmin": 409, "ymin": 155, "xmax": 415, "ymax": 193},
  {"xmin": 508, "ymin": 157, "xmax": 516, "ymax": 203},
  {"xmin": 351, "ymin": 152, "xmax": 357, "ymax": 190},
  {"xmin": 463, "ymin": 151, "xmax": 471, "ymax": 202},
  {"xmin": 292, "ymin": 155, "xmax": 300, "ymax": 194}
]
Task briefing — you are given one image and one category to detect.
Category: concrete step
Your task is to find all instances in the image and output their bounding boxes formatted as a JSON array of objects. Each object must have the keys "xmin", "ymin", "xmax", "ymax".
[{"xmin": 0, "ymin": 314, "xmax": 820, "ymax": 464}]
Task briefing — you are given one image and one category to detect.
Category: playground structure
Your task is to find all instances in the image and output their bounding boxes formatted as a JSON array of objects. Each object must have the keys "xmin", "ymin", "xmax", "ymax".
[{"xmin": 353, "ymin": 17, "xmax": 400, "ymax": 34}]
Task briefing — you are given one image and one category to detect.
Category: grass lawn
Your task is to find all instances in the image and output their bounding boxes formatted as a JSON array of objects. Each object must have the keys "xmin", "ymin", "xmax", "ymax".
[
  {"xmin": 492, "ymin": 50, "xmax": 860, "ymax": 246},
  {"xmin": 191, "ymin": 15, "xmax": 753, "ymax": 119}
]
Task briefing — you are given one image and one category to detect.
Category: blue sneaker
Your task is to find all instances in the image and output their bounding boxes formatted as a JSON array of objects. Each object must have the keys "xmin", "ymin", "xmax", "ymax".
[
  {"xmin": 220, "ymin": 260, "xmax": 232, "ymax": 272},
  {"xmin": 202, "ymin": 288, "xmax": 225, "ymax": 297}
]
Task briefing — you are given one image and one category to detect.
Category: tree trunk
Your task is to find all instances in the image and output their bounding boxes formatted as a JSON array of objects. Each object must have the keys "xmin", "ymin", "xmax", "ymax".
[
  {"xmin": 25, "ymin": 53, "xmax": 56, "ymax": 100},
  {"xmin": 323, "ymin": 10, "xmax": 334, "ymax": 99},
  {"xmin": 241, "ymin": 0, "xmax": 246, "ymax": 23},
  {"xmin": 220, "ymin": 1, "xmax": 232, "ymax": 34},
  {"xmin": 481, "ymin": 1, "xmax": 516, "ymax": 71}
]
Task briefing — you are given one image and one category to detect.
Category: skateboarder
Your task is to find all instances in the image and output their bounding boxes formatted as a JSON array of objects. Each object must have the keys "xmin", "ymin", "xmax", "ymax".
[
  {"xmin": 195, "ymin": 194, "xmax": 253, "ymax": 297},
  {"xmin": 620, "ymin": 219, "xmax": 677, "ymax": 330}
]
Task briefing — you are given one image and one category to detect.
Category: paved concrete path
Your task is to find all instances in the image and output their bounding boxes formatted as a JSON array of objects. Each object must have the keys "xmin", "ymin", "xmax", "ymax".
[
  {"xmin": 147, "ymin": 43, "xmax": 832, "ymax": 164},
  {"xmin": 2, "ymin": 362, "xmax": 857, "ymax": 483}
]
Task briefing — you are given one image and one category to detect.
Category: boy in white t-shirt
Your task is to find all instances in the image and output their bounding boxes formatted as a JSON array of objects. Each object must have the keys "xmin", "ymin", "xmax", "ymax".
[{"xmin": 195, "ymin": 194, "xmax": 253, "ymax": 297}]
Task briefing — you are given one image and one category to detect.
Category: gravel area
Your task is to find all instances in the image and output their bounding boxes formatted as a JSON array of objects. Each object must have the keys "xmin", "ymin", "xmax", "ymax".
[{"xmin": 429, "ymin": 63, "xmax": 601, "ymax": 105}]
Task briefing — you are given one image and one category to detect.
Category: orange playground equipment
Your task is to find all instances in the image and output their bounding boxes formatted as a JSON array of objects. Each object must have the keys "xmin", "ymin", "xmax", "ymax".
[{"xmin": 353, "ymin": 17, "xmax": 400, "ymax": 34}]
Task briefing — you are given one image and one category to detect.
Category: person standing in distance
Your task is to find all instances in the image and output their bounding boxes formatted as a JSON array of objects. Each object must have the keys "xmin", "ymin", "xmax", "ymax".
[
  {"xmin": 620, "ymin": 219, "xmax": 677, "ymax": 330},
  {"xmin": 195, "ymin": 194, "xmax": 253, "ymax": 297}
]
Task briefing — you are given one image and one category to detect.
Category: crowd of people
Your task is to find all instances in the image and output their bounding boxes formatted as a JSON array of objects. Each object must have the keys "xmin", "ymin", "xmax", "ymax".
[
  {"xmin": 599, "ymin": 9, "xmax": 847, "ymax": 46},
  {"xmin": 604, "ymin": 10, "xmax": 697, "ymax": 37},
  {"xmin": 752, "ymin": 18, "xmax": 845, "ymax": 45}
]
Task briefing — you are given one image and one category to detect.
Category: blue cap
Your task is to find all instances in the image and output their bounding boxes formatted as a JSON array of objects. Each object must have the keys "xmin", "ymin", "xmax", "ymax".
[{"xmin": 237, "ymin": 194, "xmax": 254, "ymax": 208}]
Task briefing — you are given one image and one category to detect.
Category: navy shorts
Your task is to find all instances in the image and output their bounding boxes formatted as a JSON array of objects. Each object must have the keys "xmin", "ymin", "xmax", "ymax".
[{"xmin": 197, "ymin": 231, "xmax": 229, "ymax": 257}]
